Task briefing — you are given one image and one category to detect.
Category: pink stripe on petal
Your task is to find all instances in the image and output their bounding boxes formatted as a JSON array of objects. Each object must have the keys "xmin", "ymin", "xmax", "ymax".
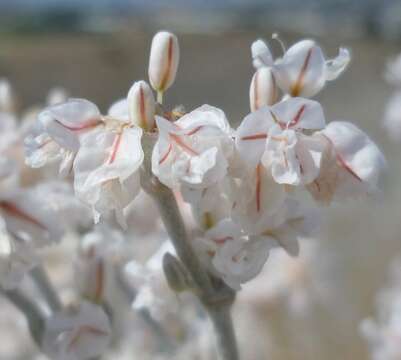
[
  {"xmin": 0, "ymin": 201, "xmax": 47, "ymax": 230},
  {"xmin": 107, "ymin": 132, "xmax": 123, "ymax": 164}
]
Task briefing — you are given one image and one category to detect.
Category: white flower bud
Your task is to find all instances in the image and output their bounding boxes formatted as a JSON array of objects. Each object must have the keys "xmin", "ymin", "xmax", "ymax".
[
  {"xmin": 127, "ymin": 80, "xmax": 156, "ymax": 131},
  {"xmin": 162, "ymin": 252, "xmax": 190, "ymax": 292},
  {"xmin": 148, "ymin": 31, "xmax": 179, "ymax": 97},
  {"xmin": 249, "ymin": 67, "xmax": 278, "ymax": 112}
]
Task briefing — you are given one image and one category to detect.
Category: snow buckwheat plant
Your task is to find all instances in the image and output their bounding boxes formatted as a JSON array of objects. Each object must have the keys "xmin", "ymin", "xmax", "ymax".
[{"xmin": 0, "ymin": 31, "xmax": 384, "ymax": 360}]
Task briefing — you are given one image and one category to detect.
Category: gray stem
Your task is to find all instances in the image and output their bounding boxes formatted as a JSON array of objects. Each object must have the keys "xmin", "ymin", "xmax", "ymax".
[
  {"xmin": 207, "ymin": 304, "xmax": 239, "ymax": 360},
  {"xmin": 146, "ymin": 181, "xmax": 239, "ymax": 360},
  {"xmin": 31, "ymin": 265, "xmax": 62, "ymax": 312},
  {"xmin": 140, "ymin": 133, "xmax": 239, "ymax": 360},
  {"xmin": 2, "ymin": 288, "xmax": 46, "ymax": 346}
]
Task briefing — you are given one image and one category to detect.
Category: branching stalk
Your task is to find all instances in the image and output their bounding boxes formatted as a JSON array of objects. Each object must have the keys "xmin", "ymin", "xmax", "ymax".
[
  {"xmin": 31, "ymin": 265, "xmax": 62, "ymax": 312},
  {"xmin": 141, "ymin": 133, "xmax": 239, "ymax": 360}
]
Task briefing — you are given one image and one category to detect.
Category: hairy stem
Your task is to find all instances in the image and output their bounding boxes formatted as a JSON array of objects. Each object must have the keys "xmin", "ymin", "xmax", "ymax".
[
  {"xmin": 140, "ymin": 133, "xmax": 239, "ymax": 359},
  {"xmin": 31, "ymin": 265, "xmax": 62, "ymax": 312},
  {"xmin": 147, "ymin": 181, "xmax": 239, "ymax": 359},
  {"xmin": 207, "ymin": 304, "xmax": 239, "ymax": 360}
]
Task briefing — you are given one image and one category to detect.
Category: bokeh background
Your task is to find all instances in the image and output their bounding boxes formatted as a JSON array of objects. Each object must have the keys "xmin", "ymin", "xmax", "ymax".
[{"xmin": 1, "ymin": 0, "xmax": 401, "ymax": 359}]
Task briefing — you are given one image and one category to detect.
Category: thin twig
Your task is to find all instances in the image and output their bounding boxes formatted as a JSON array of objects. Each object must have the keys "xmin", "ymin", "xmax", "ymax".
[
  {"xmin": 2, "ymin": 288, "xmax": 46, "ymax": 346},
  {"xmin": 31, "ymin": 265, "xmax": 62, "ymax": 312},
  {"xmin": 141, "ymin": 133, "xmax": 239, "ymax": 359}
]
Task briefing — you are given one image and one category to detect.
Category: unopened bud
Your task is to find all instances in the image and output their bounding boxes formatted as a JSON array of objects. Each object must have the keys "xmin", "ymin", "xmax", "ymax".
[
  {"xmin": 148, "ymin": 31, "xmax": 179, "ymax": 100},
  {"xmin": 249, "ymin": 67, "xmax": 278, "ymax": 112},
  {"xmin": 0, "ymin": 78, "xmax": 16, "ymax": 113},
  {"xmin": 163, "ymin": 253, "xmax": 191, "ymax": 292},
  {"xmin": 127, "ymin": 80, "xmax": 156, "ymax": 131}
]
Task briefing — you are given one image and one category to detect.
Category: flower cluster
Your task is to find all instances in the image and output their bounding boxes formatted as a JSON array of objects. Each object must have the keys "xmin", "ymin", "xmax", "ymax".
[
  {"xmin": 24, "ymin": 33, "xmax": 385, "ymax": 294},
  {"xmin": 0, "ymin": 30, "xmax": 385, "ymax": 360}
]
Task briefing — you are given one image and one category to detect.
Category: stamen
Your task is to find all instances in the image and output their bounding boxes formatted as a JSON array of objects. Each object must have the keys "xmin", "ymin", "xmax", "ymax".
[{"xmin": 272, "ymin": 33, "xmax": 286, "ymax": 55}]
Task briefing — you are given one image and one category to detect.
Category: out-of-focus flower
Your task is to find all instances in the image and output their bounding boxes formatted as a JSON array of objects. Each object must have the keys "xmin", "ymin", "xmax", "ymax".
[
  {"xmin": 75, "ymin": 225, "xmax": 125, "ymax": 303},
  {"xmin": 385, "ymin": 53, "xmax": 401, "ymax": 86},
  {"xmin": 0, "ymin": 78, "xmax": 16, "ymax": 113},
  {"xmin": 361, "ymin": 259, "xmax": 401, "ymax": 360},
  {"xmin": 383, "ymin": 91, "xmax": 401, "ymax": 141},
  {"xmin": 42, "ymin": 301, "xmax": 111, "ymax": 360},
  {"xmin": 0, "ymin": 216, "xmax": 38, "ymax": 290},
  {"xmin": 31, "ymin": 181, "xmax": 92, "ymax": 231},
  {"xmin": 124, "ymin": 241, "xmax": 179, "ymax": 321}
]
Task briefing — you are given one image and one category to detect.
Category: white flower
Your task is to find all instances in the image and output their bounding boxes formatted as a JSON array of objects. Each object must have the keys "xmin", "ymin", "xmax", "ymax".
[
  {"xmin": 31, "ymin": 181, "xmax": 92, "ymax": 231},
  {"xmin": 231, "ymin": 165, "xmax": 286, "ymax": 232},
  {"xmin": 249, "ymin": 67, "xmax": 279, "ymax": 112},
  {"xmin": 152, "ymin": 105, "xmax": 233, "ymax": 189},
  {"xmin": 127, "ymin": 80, "xmax": 156, "ymax": 131},
  {"xmin": 213, "ymin": 236, "xmax": 271, "ymax": 291},
  {"xmin": 38, "ymin": 99, "xmax": 103, "ymax": 153},
  {"xmin": 0, "ymin": 188, "xmax": 64, "ymax": 245},
  {"xmin": 148, "ymin": 31, "xmax": 180, "ymax": 94},
  {"xmin": 73, "ymin": 126, "xmax": 143, "ymax": 227},
  {"xmin": 251, "ymin": 39, "xmax": 274, "ymax": 69},
  {"xmin": 42, "ymin": 301, "xmax": 111, "ymax": 360},
  {"xmin": 124, "ymin": 241, "xmax": 179, "ymax": 320},
  {"xmin": 75, "ymin": 225, "xmax": 125, "ymax": 303},
  {"xmin": 307, "ymin": 121, "xmax": 386, "ymax": 204},
  {"xmin": 25, "ymin": 99, "xmax": 104, "ymax": 177},
  {"xmin": 251, "ymin": 39, "xmax": 350, "ymax": 97},
  {"xmin": 273, "ymin": 40, "xmax": 350, "ymax": 97},
  {"xmin": 249, "ymin": 199, "xmax": 319, "ymax": 257},
  {"xmin": 194, "ymin": 219, "xmax": 272, "ymax": 290},
  {"xmin": 236, "ymin": 97, "xmax": 326, "ymax": 185}
]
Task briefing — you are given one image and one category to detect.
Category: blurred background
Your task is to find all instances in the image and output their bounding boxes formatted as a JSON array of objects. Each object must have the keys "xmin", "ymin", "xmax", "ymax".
[{"xmin": 1, "ymin": 0, "xmax": 401, "ymax": 359}]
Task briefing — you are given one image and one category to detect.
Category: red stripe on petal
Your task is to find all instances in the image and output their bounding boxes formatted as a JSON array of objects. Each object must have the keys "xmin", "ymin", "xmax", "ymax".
[
  {"xmin": 256, "ymin": 163, "xmax": 262, "ymax": 213},
  {"xmin": 108, "ymin": 132, "xmax": 123, "ymax": 164},
  {"xmin": 159, "ymin": 36, "xmax": 173, "ymax": 90},
  {"xmin": 54, "ymin": 118, "xmax": 101, "ymax": 132},
  {"xmin": 241, "ymin": 133, "xmax": 268, "ymax": 141},
  {"xmin": 336, "ymin": 154, "xmax": 362, "ymax": 182},
  {"xmin": 212, "ymin": 236, "xmax": 234, "ymax": 245},
  {"xmin": 289, "ymin": 104, "xmax": 306, "ymax": 128},
  {"xmin": 291, "ymin": 47, "xmax": 313, "ymax": 97},
  {"xmin": 185, "ymin": 125, "xmax": 203, "ymax": 136},
  {"xmin": 0, "ymin": 201, "xmax": 47, "ymax": 230},
  {"xmin": 159, "ymin": 143, "xmax": 173, "ymax": 165},
  {"xmin": 169, "ymin": 133, "xmax": 199, "ymax": 156}
]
